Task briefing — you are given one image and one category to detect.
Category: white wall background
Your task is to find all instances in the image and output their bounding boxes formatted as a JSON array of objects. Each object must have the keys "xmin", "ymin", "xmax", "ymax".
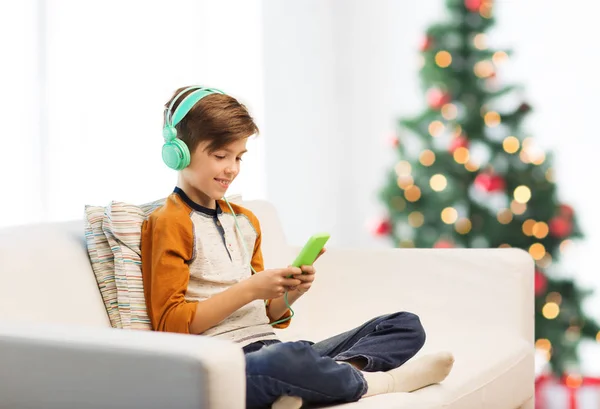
[
  {"xmin": 262, "ymin": 0, "xmax": 600, "ymax": 374},
  {"xmin": 0, "ymin": 0, "xmax": 266, "ymax": 227},
  {"xmin": 1, "ymin": 0, "xmax": 599, "ymax": 375}
]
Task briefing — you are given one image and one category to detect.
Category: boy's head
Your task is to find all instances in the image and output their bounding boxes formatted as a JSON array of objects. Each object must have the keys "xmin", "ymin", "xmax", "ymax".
[{"xmin": 165, "ymin": 86, "xmax": 259, "ymax": 207}]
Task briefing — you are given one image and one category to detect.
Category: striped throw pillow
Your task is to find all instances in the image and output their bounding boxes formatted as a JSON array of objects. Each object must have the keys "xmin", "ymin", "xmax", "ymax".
[
  {"xmin": 102, "ymin": 199, "xmax": 165, "ymax": 330},
  {"xmin": 84, "ymin": 205, "xmax": 123, "ymax": 328}
]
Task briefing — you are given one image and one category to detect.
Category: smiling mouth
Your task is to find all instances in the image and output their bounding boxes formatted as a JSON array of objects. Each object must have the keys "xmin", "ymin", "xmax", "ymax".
[{"xmin": 215, "ymin": 178, "xmax": 231, "ymax": 188}]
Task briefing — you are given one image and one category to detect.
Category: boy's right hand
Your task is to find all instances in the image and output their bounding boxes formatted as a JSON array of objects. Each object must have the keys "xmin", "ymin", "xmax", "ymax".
[{"xmin": 246, "ymin": 267, "xmax": 302, "ymax": 300}]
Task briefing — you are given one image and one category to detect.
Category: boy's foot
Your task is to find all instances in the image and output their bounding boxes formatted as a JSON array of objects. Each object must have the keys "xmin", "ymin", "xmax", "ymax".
[
  {"xmin": 362, "ymin": 351, "xmax": 454, "ymax": 397},
  {"xmin": 272, "ymin": 395, "xmax": 303, "ymax": 409}
]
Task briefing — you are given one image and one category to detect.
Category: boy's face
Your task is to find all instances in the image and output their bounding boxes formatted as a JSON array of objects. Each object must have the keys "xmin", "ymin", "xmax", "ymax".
[{"xmin": 180, "ymin": 137, "xmax": 248, "ymax": 208}]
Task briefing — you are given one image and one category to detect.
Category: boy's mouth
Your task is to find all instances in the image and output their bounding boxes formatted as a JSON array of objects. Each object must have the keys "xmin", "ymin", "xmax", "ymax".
[{"xmin": 215, "ymin": 178, "xmax": 231, "ymax": 188}]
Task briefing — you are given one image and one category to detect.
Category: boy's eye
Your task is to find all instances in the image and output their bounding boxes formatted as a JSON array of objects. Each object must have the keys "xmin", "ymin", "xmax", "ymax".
[
  {"xmin": 215, "ymin": 155, "xmax": 226, "ymax": 160},
  {"xmin": 236, "ymin": 157, "xmax": 243, "ymax": 162}
]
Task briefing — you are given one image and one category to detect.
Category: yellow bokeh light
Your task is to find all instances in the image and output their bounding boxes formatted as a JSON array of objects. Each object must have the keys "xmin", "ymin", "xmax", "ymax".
[
  {"xmin": 497, "ymin": 209, "xmax": 513, "ymax": 224},
  {"xmin": 395, "ymin": 161, "xmax": 412, "ymax": 176},
  {"xmin": 522, "ymin": 219, "xmax": 536, "ymax": 236},
  {"xmin": 473, "ymin": 33, "xmax": 487, "ymax": 50},
  {"xmin": 514, "ymin": 185, "xmax": 532, "ymax": 203},
  {"xmin": 535, "ymin": 338, "xmax": 552, "ymax": 351},
  {"xmin": 465, "ymin": 161, "xmax": 480, "ymax": 172},
  {"xmin": 453, "ymin": 125, "xmax": 463, "ymax": 136},
  {"xmin": 453, "ymin": 147, "xmax": 470, "ymax": 164},
  {"xmin": 537, "ymin": 253, "xmax": 552, "ymax": 269},
  {"xmin": 493, "ymin": 51, "xmax": 509, "ymax": 64},
  {"xmin": 542, "ymin": 302, "xmax": 560, "ymax": 319},
  {"xmin": 529, "ymin": 243, "xmax": 546, "ymax": 260},
  {"xmin": 532, "ymin": 152, "xmax": 546, "ymax": 165},
  {"xmin": 479, "ymin": 2, "xmax": 493, "ymax": 18},
  {"xmin": 474, "ymin": 60, "xmax": 495, "ymax": 78},
  {"xmin": 419, "ymin": 150, "xmax": 436, "ymax": 167},
  {"xmin": 430, "ymin": 174, "xmax": 448, "ymax": 192},
  {"xmin": 597, "ymin": 331, "xmax": 600, "ymax": 343},
  {"xmin": 408, "ymin": 211, "xmax": 424, "ymax": 228},
  {"xmin": 546, "ymin": 292, "xmax": 562, "ymax": 305},
  {"xmin": 455, "ymin": 218, "xmax": 472, "ymax": 234},
  {"xmin": 399, "ymin": 240, "xmax": 415, "ymax": 248},
  {"xmin": 560, "ymin": 239, "xmax": 572, "ymax": 253},
  {"xmin": 404, "ymin": 185, "xmax": 422, "ymax": 202},
  {"xmin": 441, "ymin": 103, "xmax": 458, "ymax": 120},
  {"xmin": 533, "ymin": 222, "xmax": 549, "ymax": 239},
  {"xmin": 435, "ymin": 51, "xmax": 452, "ymax": 68},
  {"xmin": 428, "ymin": 120, "xmax": 445, "ymax": 137},
  {"xmin": 397, "ymin": 175, "xmax": 414, "ymax": 190},
  {"xmin": 499, "ymin": 243, "xmax": 511, "ymax": 248},
  {"xmin": 511, "ymin": 200, "xmax": 527, "ymax": 215},
  {"xmin": 503, "ymin": 136, "xmax": 520, "ymax": 154},
  {"xmin": 441, "ymin": 207, "xmax": 458, "ymax": 224},
  {"xmin": 484, "ymin": 111, "xmax": 501, "ymax": 127}
]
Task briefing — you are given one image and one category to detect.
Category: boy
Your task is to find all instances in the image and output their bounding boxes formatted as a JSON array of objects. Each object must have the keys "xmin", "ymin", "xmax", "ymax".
[{"xmin": 141, "ymin": 86, "xmax": 454, "ymax": 409}]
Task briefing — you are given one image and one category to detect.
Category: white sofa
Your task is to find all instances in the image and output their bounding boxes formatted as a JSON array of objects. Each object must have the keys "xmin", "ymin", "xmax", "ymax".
[{"xmin": 0, "ymin": 199, "xmax": 534, "ymax": 409}]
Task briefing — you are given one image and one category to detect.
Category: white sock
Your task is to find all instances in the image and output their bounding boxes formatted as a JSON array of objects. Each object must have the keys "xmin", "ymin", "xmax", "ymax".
[
  {"xmin": 360, "ymin": 370, "xmax": 394, "ymax": 397},
  {"xmin": 271, "ymin": 395, "xmax": 303, "ymax": 409},
  {"xmin": 361, "ymin": 351, "xmax": 454, "ymax": 397}
]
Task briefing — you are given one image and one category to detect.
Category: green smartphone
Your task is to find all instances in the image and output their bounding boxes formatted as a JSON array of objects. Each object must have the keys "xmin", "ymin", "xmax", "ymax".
[{"xmin": 291, "ymin": 232, "xmax": 331, "ymax": 269}]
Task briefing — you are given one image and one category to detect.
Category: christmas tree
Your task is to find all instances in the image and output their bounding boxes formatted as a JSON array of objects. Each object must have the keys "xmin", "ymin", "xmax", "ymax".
[{"xmin": 377, "ymin": 0, "xmax": 599, "ymax": 377}]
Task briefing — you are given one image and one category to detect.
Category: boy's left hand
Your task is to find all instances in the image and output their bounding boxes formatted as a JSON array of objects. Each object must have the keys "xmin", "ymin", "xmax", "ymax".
[{"xmin": 290, "ymin": 248, "xmax": 326, "ymax": 295}]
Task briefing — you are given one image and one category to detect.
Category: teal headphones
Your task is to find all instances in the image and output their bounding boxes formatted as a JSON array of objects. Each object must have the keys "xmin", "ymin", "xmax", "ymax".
[{"xmin": 162, "ymin": 86, "xmax": 225, "ymax": 170}]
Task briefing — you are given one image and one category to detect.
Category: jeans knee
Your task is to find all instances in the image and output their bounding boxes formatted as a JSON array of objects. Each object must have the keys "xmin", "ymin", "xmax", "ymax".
[
  {"xmin": 247, "ymin": 341, "xmax": 317, "ymax": 378},
  {"xmin": 388, "ymin": 311, "xmax": 426, "ymax": 348}
]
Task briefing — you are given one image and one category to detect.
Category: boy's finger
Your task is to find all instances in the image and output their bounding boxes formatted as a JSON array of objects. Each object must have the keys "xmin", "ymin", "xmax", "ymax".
[
  {"xmin": 282, "ymin": 278, "xmax": 302, "ymax": 286},
  {"xmin": 300, "ymin": 265, "xmax": 315, "ymax": 274}
]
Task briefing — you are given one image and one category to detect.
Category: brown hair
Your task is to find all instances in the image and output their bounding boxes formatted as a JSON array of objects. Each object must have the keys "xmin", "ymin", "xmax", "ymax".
[{"xmin": 164, "ymin": 86, "xmax": 259, "ymax": 154}]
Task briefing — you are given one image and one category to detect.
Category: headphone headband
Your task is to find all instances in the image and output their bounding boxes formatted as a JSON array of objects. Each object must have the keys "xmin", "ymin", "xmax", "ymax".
[
  {"xmin": 161, "ymin": 85, "xmax": 225, "ymax": 170},
  {"xmin": 166, "ymin": 86, "xmax": 225, "ymax": 129}
]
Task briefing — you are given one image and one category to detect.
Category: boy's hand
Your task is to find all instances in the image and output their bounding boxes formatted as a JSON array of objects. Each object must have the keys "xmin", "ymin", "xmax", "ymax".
[
  {"xmin": 290, "ymin": 247, "xmax": 326, "ymax": 295},
  {"xmin": 247, "ymin": 267, "xmax": 302, "ymax": 300}
]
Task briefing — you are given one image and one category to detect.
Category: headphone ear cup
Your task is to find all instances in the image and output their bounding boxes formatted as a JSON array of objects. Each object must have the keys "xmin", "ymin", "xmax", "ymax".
[
  {"xmin": 163, "ymin": 125, "xmax": 177, "ymax": 140},
  {"xmin": 162, "ymin": 138, "xmax": 191, "ymax": 170}
]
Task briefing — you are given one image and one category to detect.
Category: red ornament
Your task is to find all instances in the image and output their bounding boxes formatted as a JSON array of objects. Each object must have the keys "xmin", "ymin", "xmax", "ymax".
[
  {"xmin": 549, "ymin": 217, "xmax": 573, "ymax": 238},
  {"xmin": 386, "ymin": 133, "xmax": 400, "ymax": 147},
  {"xmin": 474, "ymin": 172, "xmax": 506, "ymax": 193},
  {"xmin": 370, "ymin": 218, "xmax": 392, "ymax": 237},
  {"xmin": 465, "ymin": 0, "xmax": 482, "ymax": 12},
  {"xmin": 559, "ymin": 204, "xmax": 574, "ymax": 219},
  {"xmin": 518, "ymin": 102, "xmax": 531, "ymax": 113},
  {"xmin": 534, "ymin": 270, "xmax": 547, "ymax": 296},
  {"xmin": 420, "ymin": 36, "xmax": 433, "ymax": 52},
  {"xmin": 449, "ymin": 135, "xmax": 469, "ymax": 153},
  {"xmin": 427, "ymin": 88, "xmax": 451, "ymax": 110},
  {"xmin": 434, "ymin": 239, "xmax": 454, "ymax": 248}
]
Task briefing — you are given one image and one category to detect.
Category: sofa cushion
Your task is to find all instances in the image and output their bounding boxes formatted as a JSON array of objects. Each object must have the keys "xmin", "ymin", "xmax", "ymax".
[
  {"xmin": 84, "ymin": 205, "xmax": 122, "ymax": 328},
  {"xmin": 102, "ymin": 199, "xmax": 165, "ymax": 330}
]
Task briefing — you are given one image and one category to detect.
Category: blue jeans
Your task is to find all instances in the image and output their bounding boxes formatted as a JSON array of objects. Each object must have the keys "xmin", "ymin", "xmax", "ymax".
[{"xmin": 243, "ymin": 311, "xmax": 426, "ymax": 408}]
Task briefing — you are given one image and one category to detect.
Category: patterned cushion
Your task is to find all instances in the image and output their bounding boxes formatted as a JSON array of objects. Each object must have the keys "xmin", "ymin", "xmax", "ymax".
[
  {"xmin": 84, "ymin": 205, "xmax": 122, "ymax": 328},
  {"xmin": 102, "ymin": 199, "xmax": 165, "ymax": 330}
]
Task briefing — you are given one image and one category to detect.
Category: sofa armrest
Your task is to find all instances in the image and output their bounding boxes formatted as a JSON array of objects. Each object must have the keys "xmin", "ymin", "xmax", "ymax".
[
  {"xmin": 293, "ymin": 247, "xmax": 534, "ymax": 344},
  {"xmin": 0, "ymin": 321, "xmax": 245, "ymax": 409}
]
